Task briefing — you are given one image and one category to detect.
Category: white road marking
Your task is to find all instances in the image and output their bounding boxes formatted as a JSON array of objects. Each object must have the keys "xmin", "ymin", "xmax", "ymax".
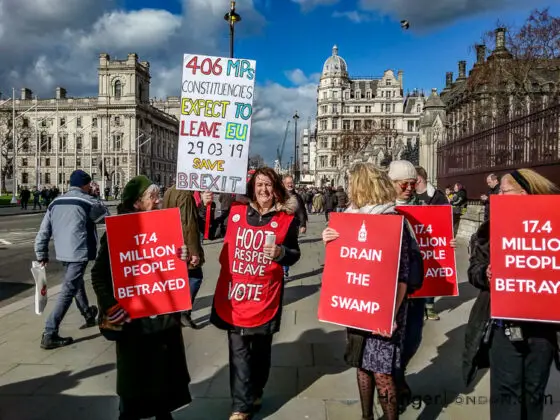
[{"xmin": 0, "ymin": 239, "xmax": 12, "ymax": 245}]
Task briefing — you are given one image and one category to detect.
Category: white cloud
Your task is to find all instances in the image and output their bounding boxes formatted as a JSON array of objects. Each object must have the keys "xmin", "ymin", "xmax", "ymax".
[
  {"xmin": 357, "ymin": 0, "xmax": 532, "ymax": 29},
  {"xmin": 0, "ymin": 0, "xmax": 314, "ymax": 164},
  {"xmin": 332, "ymin": 10, "xmax": 371, "ymax": 23},
  {"xmin": 291, "ymin": 0, "xmax": 340, "ymax": 12},
  {"xmin": 285, "ymin": 69, "xmax": 322, "ymax": 85}
]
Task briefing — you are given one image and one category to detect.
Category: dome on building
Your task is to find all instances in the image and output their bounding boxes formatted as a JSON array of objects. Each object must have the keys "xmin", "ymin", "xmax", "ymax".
[
  {"xmin": 420, "ymin": 88, "xmax": 446, "ymax": 127},
  {"xmin": 425, "ymin": 88, "xmax": 445, "ymax": 109},
  {"xmin": 322, "ymin": 45, "xmax": 348, "ymax": 78}
]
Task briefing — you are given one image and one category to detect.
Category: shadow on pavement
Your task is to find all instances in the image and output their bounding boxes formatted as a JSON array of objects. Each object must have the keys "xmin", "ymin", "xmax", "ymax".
[
  {"xmin": 435, "ymin": 281, "xmax": 479, "ymax": 314},
  {"xmin": 0, "ymin": 282, "xmax": 34, "ymax": 303},
  {"xmin": 181, "ymin": 328, "xmax": 349, "ymax": 419},
  {"xmin": 0, "ymin": 364, "xmax": 116, "ymax": 420},
  {"xmin": 404, "ymin": 323, "xmax": 485, "ymax": 420},
  {"xmin": 299, "ymin": 237, "xmax": 323, "ymax": 245}
]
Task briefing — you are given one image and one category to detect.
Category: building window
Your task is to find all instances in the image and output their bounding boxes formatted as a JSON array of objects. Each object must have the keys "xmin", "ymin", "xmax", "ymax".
[
  {"xmin": 393, "ymin": 104, "xmax": 396, "ymax": 112},
  {"xmin": 22, "ymin": 118, "xmax": 29, "ymax": 128},
  {"xmin": 22, "ymin": 158, "xmax": 28, "ymax": 167},
  {"xmin": 366, "ymin": 91, "xmax": 371, "ymax": 99},
  {"xmin": 365, "ymin": 106, "xmax": 372, "ymax": 113},
  {"xmin": 113, "ymin": 134, "xmax": 122, "ymax": 151},
  {"xmin": 333, "ymin": 91, "xmax": 338, "ymax": 99},
  {"xmin": 77, "ymin": 136, "xmax": 83, "ymax": 151},
  {"xmin": 332, "ymin": 119, "xmax": 338, "ymax": 130},
  {"xmin": 92, "ymin": 117, "xmax": 98, "ymax": 127},
  {"xmin": 322, "ymin": 92, "xmax": 327, "ymax": 100},
  {"xmin": 321, "ymin": 105, "xmax": 328, "ymax": 114},
  {"xmin": 331, "ymin": 137, "xmax": 337, "ymax": 149},
  {"xmin": 364, "ymin": 120, "xmax": 373, "ymax": 130},
  {"xmin": 332, "ymin": 104, "xmax": 338, "ymax": 113},
  {"xmin": 345, "ymin": 91, "xmax": 350, "ymax": 100},
  {"xmin": 59, "ymin": 158, "xmax": 64, "ymax": 167},
  {"xmin": 319, "ymin": 156, "xmax": 327, "ymax": 168},
  {"xmin": 77, "ymin": 117, "xmax": 82, "ymax": 127},
  {"xmin": 320, "ymin": 137, "xmax": 328, "ymax": 148},
  {"xmin": 92, "ymin": 157, "xmax": 97, "ymax": 167},
  {"xmin": 41, "ymin": 120, "xmax": 47, "ymax": 127},
  {"xmin": 386, "ymin": 80, "xmax": 392, "ymax": 86},
  {"xmin": 320, "ymin": 120, "xmax": 327, "ymax": 130},
  {"xmin": 408, "ymin": 121, "xmax": 414, "ymax": 131},
  {"xmin": 59, "ymin": 134, "xmax": 68, "ymax": 152},
  {"xmin": 45, "ymin": 173, "xmax": 51, "ymax": 184},
  {"xmin": 417, "ymin": 104, "xmax": 421, "ymax": 113},
  {"xmin": 45, "ymin": 158, "xmax": 50, "ymax": 167},
  {"xmin": 58, "ymin": 173, "xmax": 63, "ymax": 184},
  {"xmin": 114, "ymin": 80, "xmax": 122, "ymax": 99},
  {"xmin": 354, "ymin": 106, "xmax": 360, "ymax": 113},
  {"xmin": 21, "ymin": 137, "xmax": 29, "ymax": 152},
  {"xmin": 115, "ymin": 116, "xmax": 120, "ymax": 125},
  {"xmin": 343, "ymin": 120, "xmax": 350, "ymax": 130},
  {"xmin": 92, "ymin": 136, "xmax": 98, "ymax": 150},
  {"xmin": 77, "ymin": 157, "xmax": 82, "ymax": 167},
  {"xmin": 60, "ymin": 117, "xmax": 66, "ymax": 126},
  {"xmin": 354, "ymin": 120, "xmax": 361, "ymax": 130},
  {"xmin": 343, "ymin": 106, "xmax": 350, "ymax": 113},
  {"xmin": 21, "ymin": 172, "xmax": 28, "ymax": 184},
  {"xmin": 330, "ymin": 155, "xmax": 338, "ymax": 168}
]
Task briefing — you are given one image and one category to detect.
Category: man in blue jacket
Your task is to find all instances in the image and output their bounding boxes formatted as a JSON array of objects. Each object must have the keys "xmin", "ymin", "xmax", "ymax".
[{"xmin": 35, "ymin": 170, "xmax": 109, "ymax": 349}]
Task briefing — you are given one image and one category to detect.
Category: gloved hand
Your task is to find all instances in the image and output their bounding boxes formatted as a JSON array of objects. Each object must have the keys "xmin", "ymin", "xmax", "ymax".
[
  {"xmin": 107, "ymin": 304, "xmax": 130, "ymax": 325},
  {"xmin": 178, "ymin": 245, "xmax": 189, "ymax": 261}
]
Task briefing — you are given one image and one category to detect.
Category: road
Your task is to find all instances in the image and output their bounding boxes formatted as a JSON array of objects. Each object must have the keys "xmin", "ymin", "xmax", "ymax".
[{"xmin": 0, "ymin": 213, "xmax": 107, "ymax": 308}]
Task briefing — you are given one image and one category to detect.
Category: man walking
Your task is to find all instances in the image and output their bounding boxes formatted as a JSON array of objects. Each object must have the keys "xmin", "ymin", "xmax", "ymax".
[
  {"xmin": 35, "ymin": 170, "xmax": 109, "ymax": 349},
  {"xmin": 282, "ymin": 175, "xmax": 307, "ymax": 280},
  {"xmin": 163, "ymin": 185, "xmax": 205, "ymax": 329}
]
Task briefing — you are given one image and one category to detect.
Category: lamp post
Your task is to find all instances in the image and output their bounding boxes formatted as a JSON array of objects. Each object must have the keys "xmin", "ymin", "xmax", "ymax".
[
  {"xmin": 293, "ymin": 111, "xmax": 300, "ymax": 183},
  {"xmin": 224, "ymin": 1, "xmax": 242, "ymax": 59}
]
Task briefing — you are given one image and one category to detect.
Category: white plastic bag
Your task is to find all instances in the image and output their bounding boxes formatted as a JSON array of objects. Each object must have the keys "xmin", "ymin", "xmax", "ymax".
[{"xmin": 31, "ymin": 261, "xmax": 48, "ymax": 315}]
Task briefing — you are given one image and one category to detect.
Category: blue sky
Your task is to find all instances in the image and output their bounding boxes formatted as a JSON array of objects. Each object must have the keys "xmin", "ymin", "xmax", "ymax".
[{"xmin": 0, "ymin": 0, "xmax": 557, "ymax": 162}]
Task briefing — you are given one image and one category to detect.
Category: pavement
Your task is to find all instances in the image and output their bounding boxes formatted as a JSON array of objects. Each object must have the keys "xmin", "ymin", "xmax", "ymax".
[
  {"xmin": 0, "ymin": 214, "xmax": 560, "ymax": 420},
  {"xmin": 0, "ymin": 200, "xmax": 120, "ymax": 217}
]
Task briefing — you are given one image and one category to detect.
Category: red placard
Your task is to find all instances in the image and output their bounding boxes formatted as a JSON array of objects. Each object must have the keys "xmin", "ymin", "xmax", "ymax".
[
  {"xmin": 490, "ymin": 195, "xmax": 560, "ymax": 323},
  {"xmin": 396, "ymin": 205, "xmax": 458, "ymax": 298},
  {"xmin": 318, "ymin": 212, "xmax": 403, "ymax": 332},
  {"xmin": 105, "ymin": 208, "xmax": 191, "ymax": 319}
]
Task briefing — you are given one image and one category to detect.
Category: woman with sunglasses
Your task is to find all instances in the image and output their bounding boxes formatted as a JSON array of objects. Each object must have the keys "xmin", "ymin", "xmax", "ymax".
[{"xmin": 464, "ymin": 168, "xmax": 560, "ymax": 420}]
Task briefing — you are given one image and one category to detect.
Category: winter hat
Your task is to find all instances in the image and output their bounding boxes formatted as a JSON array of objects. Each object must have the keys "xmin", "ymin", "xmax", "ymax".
[
  {"xmin": 388, "ymin": 160, "xmax": 417, "ymax": 181},
  {"xmin": 122, "ymin": 176, "xmax": 153, "ymax": 207},
  {"xmin": 70, "ymin": 170, "xmax": 92, "ymax": 187}
]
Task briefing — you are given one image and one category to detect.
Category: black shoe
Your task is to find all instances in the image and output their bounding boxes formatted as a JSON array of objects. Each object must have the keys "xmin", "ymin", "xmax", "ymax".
[
  {"xmin": 181, "ymin": 311, "xmax": 201, "ymax": 329},
  {"xmin": 80, "ymin": 305, "xmax": 99, "ymax": 329},
  {"xmin": 40, "ymin": 333, "xmax": 73, "ymax": 350}
]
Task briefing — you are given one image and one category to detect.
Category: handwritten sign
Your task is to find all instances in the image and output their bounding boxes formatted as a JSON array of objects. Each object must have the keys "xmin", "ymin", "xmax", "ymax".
[
  {"xmin": 105, "ymin": 208, "xmax": 191, "ymax": 319},
  {"xmin": 176, "ymin": 54, "xmax": 257, "ymax": 195},
  {"xmin": 490, "ymin": 195, "xmax": 560, "ymax": 323},
  {"xmin": 396, "ymin": 205, "xmax": 458, "ymax": 298},
  {"xmin": 318, "ymin": 213, "xmax": 403, "ymax": 332}
]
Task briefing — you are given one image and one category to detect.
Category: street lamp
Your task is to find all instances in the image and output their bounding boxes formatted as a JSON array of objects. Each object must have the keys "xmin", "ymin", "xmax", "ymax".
[
  {"xmin": 224, "ymin": 1, "xmax": 242, "ymax": 59},
  {"xmin": 293, "ymin": 111, "xmax": 300, "ymax": 183}
]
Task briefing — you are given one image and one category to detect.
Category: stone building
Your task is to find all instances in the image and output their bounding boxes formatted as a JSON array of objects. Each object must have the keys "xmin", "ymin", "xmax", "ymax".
[
  {"xmin": 0, "ymin": 53, "xmax": 179, "ymax": 194},
  {"xmin": 298, "ymin": 127, "xmax": 317, "ymax": 185},
  {"xmin": 418, "ymin": 88, "xmax": 447, "ymax": 185},
  {"xmin": 314, "ymin": 45, "xmax": 425, "ymax": 187}
]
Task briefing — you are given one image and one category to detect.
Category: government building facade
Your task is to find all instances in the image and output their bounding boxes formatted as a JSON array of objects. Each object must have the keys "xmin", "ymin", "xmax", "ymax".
[
  {"xmin": 0, "ymin": 53, "xmax": 179, "ymax": 194},
  {"xmin": 314, "ymin": 45, "xmax": 425, "ymax": 187}
]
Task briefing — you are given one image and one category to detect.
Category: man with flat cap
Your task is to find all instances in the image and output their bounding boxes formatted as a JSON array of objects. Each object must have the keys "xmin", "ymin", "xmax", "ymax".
[{"xmin": 35, "ymin": 170, "xmax": 110, "ymax": 349}]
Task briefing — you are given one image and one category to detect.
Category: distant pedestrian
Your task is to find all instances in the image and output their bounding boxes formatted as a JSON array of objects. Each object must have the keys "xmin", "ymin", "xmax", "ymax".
[
  {"xmin": 282, "ymin": 175, "xmax": 307, "ymax": 281},
  {"xmin": 334, "ymin": 186, "xmax": 348, "ymax": 212},
  {"xmin": 20, "ymin": 187, "xmax": 30, "ymax": 210},
  {"xmin": 35, "ymin": 170, "xmax": 109, "ymax": 349},
  {"xmin": 481, "ymin": 173, "xmax": 500, "ymax": 221},
  {"xmin": 32, "ymin": 187, "xmax": 42, "ymax": 210}
]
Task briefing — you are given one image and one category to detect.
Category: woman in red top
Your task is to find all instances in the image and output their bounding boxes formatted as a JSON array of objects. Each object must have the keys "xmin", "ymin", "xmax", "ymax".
[{"xmin": 210, "ymin": 167, "xmax": 301, "ymax": 420}]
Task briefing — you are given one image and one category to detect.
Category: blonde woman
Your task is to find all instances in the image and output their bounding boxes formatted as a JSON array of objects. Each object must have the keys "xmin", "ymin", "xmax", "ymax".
[
  {"xmin": 464, "ymin": 169, "xmax": 560, "ymax": 420},
  {"xmin": 322, "ymin": 162, "xmax": 412, "ymax": 420}
]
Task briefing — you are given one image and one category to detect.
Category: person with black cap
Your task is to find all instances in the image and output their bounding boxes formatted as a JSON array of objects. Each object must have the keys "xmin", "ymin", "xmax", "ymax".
[
  {"xmin": 35, "ymin": 169, "xmax": 109, "ymax": 349},
  {"xmin": 91, "ymin": 175, "xmax": 191, "ymax": 420}
]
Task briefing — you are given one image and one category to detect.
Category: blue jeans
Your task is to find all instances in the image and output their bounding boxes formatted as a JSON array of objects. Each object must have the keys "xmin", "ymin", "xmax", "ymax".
[
  {"xmin": 283, "ymin": 265, "xmax": 289, "ymax": 277},
  {"xmin": 188, "ymin": 267, "xmax": 203, "ymax": 305},
  {"xmin": 45, "ymin": 261, "xmax": 90, "ymax": 335},
  {"xmin": 402, "ymin": 298, "xmax": 426, "ymax": 369}
]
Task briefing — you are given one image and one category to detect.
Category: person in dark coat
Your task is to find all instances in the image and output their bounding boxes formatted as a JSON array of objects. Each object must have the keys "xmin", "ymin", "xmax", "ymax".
[
  {"xmin": 481, "ymin": 173, "xmax": 500, "ymax": 221},
  {"xmin": 210, "ymin": 167, "xmax": 301, "ymax": 420},
  {"xmin": 463, "ymin": 169, "xmax": 560, "ymax": 420},
  {"xmin": 323, "ymin": 187, "xmax": 336, "ymax": 222},
  {"xmin": 91, "ymin": 175, "xmax": 191, "ymax": 420}
]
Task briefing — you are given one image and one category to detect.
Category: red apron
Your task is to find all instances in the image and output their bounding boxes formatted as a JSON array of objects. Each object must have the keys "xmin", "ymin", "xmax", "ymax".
[{"xmin": 213, "ymin": 204, "xmax": 293, "ymax": 328}]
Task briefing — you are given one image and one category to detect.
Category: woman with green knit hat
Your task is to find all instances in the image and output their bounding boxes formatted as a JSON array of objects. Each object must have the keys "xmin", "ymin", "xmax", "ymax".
[{"xmin": 91, "ymin": 175, "xmax": 191, "ymax": 420}]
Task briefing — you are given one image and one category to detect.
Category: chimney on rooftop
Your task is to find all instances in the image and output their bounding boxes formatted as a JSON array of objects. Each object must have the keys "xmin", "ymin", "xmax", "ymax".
[
  {"xmin": 21, "ymin": 88, "xmax": 33, "ymax": 100},
  {"xmin": 495, "ymin": 28, "xmax": 506, "ymax": 50},
  {"xmin": 476, "ymin": 44, "xmax": 486, "ymax": 65},
  {"xmin": 56, "ymin": 87, "xmax": 67, "ymax": 99},
  {"xmin": 458, "ymin": 61, "xmax": 467, "ymax": 80},
  {"xmin": 445, "ymin": 72, "xmax": 453, "ymax": 88}
]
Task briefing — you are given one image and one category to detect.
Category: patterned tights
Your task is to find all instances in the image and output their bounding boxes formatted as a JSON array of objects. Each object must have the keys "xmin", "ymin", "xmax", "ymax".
[{"xmin": 357, "ymin": 368, "xmax": 399, "ymax": 420}]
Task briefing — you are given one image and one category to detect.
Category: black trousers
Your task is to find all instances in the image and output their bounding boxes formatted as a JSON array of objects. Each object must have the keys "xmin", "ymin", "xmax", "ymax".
[
  {"xmin": 228, "ymin": 331, "xmax": 273, "ymax": 413},
  {"xmin": 489, "ymin": 326, "xmax": 554, "ymax": 420}
]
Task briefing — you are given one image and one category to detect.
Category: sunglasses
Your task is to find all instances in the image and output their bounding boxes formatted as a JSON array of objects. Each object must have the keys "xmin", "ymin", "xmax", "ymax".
[{"xmin": 398, "ymin": 181, "xmax": 416, "ymax": 191}]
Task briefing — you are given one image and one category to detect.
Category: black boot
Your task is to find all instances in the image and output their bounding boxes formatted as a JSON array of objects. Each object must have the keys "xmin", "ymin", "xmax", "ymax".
[
  {"xmin": 80, "ymin": 305, "xmax": 99, "ymax": 329},
  {"xmin": 181, "ymin": 311, "xmax": 201, "ymax": 329},
  {"xmin": 40, "ymin": 332, "xmax": 73, "ymax": 350}
]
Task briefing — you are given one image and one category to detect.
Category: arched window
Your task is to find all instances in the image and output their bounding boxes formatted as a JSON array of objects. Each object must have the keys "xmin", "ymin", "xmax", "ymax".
[{"xmin": 114, "ymin": 81, "xmax": 122, "ymax": 99}]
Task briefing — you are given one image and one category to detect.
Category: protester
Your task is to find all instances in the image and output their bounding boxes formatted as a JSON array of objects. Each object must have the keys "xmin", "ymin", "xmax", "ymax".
[
  {"xmin": 282, "ymin": 174, "xmax": 307, "ymax": 281},
  {"xmin": 312, "ymin": 189, "xmax": 323, "ymax": 214},
  {"xmin": 20, "ymin": 186, "xmax": 30, "ymax": 210},
  {"xmin": 481, "ymin": 173, "xmax": 500, "ymax": 221},
  {"xmin": 211, "ymin": 167, "xmax": 301, "ymax": 420},
  {"xmin": 163, "ymin": 185, "xmax": 205, "ymax": 329},
  {"xmin": 322, "ymin": 162, "xmax": 412, "ymax": 420},
  {"xmin": 35, "ymin": 170, "xmax": 107, "ymax": 349},
  {"xmin": 91, "ymin": 175, "xmax": 191, "ymax": 420},
  {"xmin": 32, "ymin": 187, "xmax": 42, "ymax": 210},
  {"xmin": 451, "ymin": 182, "xmax": 468, "ymax": 235},
  {"xmin": 323, "ymin": 186, "xmax": 336, "ymax": 223},
  {"xmin": 334, "ymin": 185, "xmax": 348, "ymax": 212},
  {"xmin": 464, "ymin": 168, "xmax": 560, "ymax": 420}
]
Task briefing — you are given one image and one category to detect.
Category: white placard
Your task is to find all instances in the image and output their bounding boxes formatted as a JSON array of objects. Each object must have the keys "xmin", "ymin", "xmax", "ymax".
[{"xmin": 176, "ymin": 53, "xmax": 257, "ymax": 194}]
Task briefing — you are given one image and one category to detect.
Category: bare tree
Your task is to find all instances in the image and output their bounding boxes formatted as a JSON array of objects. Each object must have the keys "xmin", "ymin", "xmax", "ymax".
[
  {"xmin": 248, "ymin": 153, "xmax": 264, "ymax": 169},
  {"xmin": 0, "ymin": 111, "xmax": 32, "ymax": 193},
  {"xmin": 467, "ymin": 8, "xmax": 560, "ymax": 128}
]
